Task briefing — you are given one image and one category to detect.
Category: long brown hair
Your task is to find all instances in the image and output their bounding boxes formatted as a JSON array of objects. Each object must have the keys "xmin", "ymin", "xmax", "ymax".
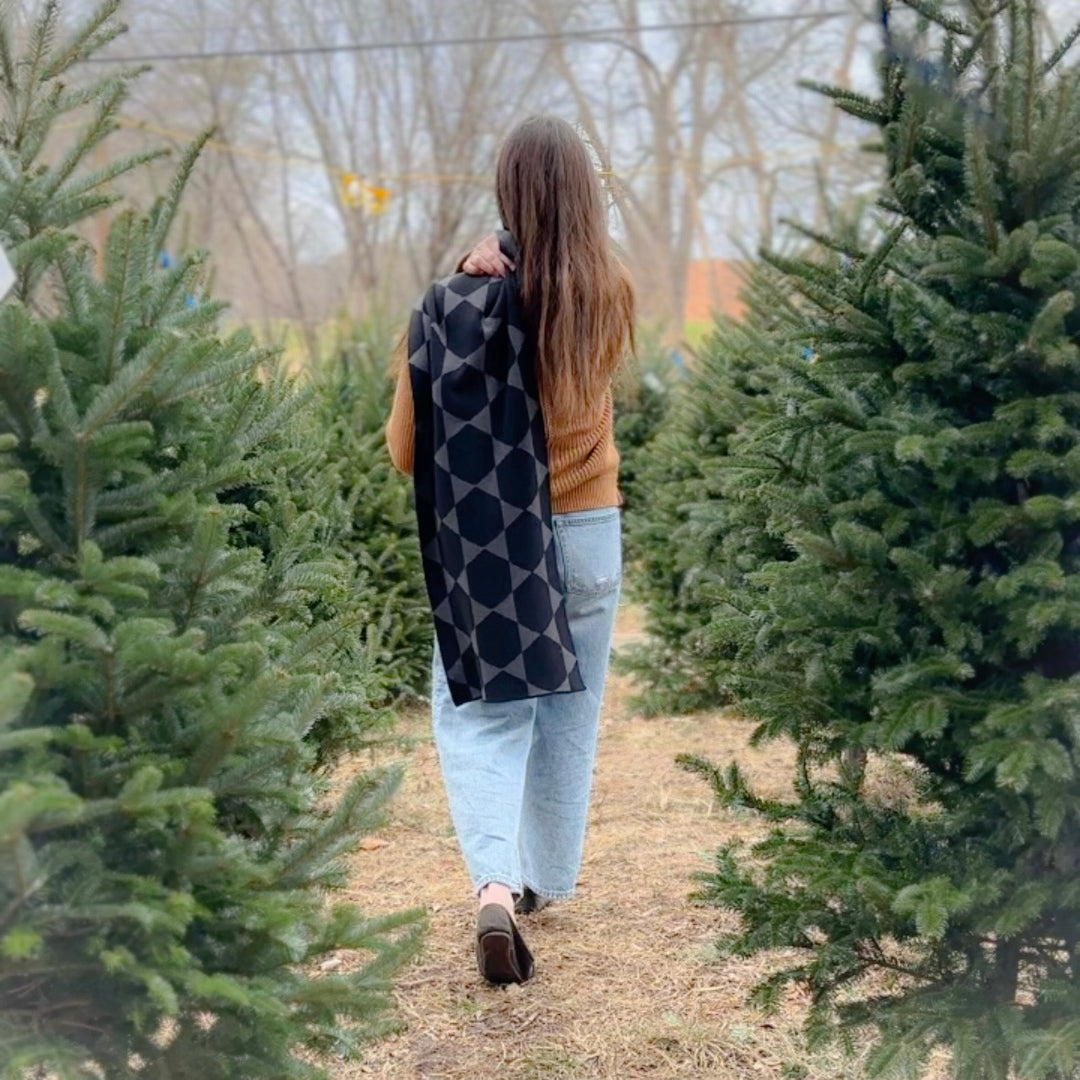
[{"xmin": 495, "ymin": 116, "xmax": 635, "ymax": 416}]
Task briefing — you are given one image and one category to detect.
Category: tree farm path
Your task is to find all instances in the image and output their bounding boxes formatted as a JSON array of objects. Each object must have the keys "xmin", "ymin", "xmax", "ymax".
[{"xmin": 327, "ymin": 604, "xmax": 867, "ymax": 1080}]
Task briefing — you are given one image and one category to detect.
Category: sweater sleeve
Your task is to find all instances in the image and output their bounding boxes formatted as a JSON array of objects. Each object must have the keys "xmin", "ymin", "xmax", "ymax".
[{"xmin": 384, "ymin": 360, "xmax": 415, "ymax": 475}]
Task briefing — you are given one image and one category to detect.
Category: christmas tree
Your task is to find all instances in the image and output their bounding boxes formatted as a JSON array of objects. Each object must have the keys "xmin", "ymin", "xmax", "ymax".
[
  {"xmin": 308, "ymin": 323, "xmax": 432, "ymax": 710},
  {"xmin": 0, "ymin": 3, "xmax": 421, "ymax": 1076},
  {"xmin": 659, "ymin": 2, "xmax": 1080, "ymax": 1076},
  {"xmin": 620, "ymin": 286, "xmax": 790, "ymax": 715},
  {"xmin": 613, "ymin": 329, "xmax": 677, "ymax": 526}
]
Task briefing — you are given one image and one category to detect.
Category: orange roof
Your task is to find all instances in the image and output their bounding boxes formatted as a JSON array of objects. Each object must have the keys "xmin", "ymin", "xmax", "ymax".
[{"xmin": 684, "ymin": 259, "xmax": 747, "ymax": 324}]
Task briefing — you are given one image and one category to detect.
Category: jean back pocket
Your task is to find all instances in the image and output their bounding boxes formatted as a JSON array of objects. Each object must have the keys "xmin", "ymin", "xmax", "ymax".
[{"xmin": 553, "ymin": 509, "xmax": 622, "ymax": 596}]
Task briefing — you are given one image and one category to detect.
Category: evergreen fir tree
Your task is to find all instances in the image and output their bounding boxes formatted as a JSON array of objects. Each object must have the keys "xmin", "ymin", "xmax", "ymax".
[
  {"xmin": 307, "ymin": 325, "xmax": 431, "ymax": 709},
  {"xmin": 0, "ymin": 4, "xmax": 422, "ymax": 1076},
  {"xmin": 660, "ymin": 2, "xmax": 1080, "ymax": 1076},
  {"xmin": 612, "ymin": 329, "xmax": 677, "ymax": 528},
  {"xmin": 620, "ymin": 287, "xmax": 789, "ymax": 714}
]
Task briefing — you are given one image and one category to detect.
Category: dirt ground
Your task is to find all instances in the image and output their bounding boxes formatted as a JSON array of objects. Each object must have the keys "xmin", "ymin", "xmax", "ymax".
[{"xmin": 328, "ymin": 605, "xmax": 870, "ymax": 1080}]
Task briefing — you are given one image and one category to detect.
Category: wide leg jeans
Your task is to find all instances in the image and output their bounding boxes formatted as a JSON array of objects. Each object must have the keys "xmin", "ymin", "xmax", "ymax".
[{"xmin": 431, "ymin": 507, "xmax": 622, "ymax": 899}]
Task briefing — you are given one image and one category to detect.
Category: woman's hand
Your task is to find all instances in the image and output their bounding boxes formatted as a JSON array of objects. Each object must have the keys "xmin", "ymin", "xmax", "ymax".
[{"xmin": 461, "ymin": 233, "xmax": 515, "ymax": 276}]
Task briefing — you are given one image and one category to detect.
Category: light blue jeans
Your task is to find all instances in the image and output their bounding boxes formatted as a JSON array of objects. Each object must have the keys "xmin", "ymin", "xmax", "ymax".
[{"xmin": 431, "ymin": 506, "xmax": 622, "ymax": 899}]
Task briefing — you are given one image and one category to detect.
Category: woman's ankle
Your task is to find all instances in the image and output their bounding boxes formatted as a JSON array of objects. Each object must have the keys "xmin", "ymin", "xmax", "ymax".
[{"xmin": 478, "ymin": 882, "xmax": 515, "ymax": 917}]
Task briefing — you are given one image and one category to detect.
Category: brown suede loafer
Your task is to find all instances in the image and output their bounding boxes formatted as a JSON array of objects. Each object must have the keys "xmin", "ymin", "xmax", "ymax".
[{"xmin": 476, "ymin": 904, "xmax": 534, "ymax": 984}]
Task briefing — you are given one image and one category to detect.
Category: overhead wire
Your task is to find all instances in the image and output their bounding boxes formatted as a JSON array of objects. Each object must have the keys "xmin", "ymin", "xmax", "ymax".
[
  {"xmin": 84, "ymin": 10, "xmax": 852, "ymax": 64},
  {"xmin": 79, "ymin": 7, "xmax": 866, "ymax": 212}
]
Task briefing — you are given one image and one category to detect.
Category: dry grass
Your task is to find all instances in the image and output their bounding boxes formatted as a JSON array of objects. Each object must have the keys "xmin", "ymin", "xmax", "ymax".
[{"xmin": 325, "ymin": 605, "xmax": 890, "ymax": 1080}]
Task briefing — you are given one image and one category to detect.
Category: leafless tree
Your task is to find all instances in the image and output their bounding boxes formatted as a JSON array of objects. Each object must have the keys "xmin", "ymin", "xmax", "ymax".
[
  {"xmin": 526, "ymin": 0, "xmax": 875, "ymax": 329},
  {"xmin": 106, "ymin": 0, "xmax": 881, "ymax": 338},
  {"xmin": 130, "ymin": 0, "xmax": 553, "ymax": 339},
  {"xmin": 91, "ymin": 0, "xmax": 1080, "ymax": 343}
]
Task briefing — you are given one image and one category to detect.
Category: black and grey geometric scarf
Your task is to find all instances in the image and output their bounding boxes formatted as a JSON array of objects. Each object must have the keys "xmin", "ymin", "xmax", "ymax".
[{"xmin": 407, "ymin": 231, "xmax": 584, "ymax": 706}]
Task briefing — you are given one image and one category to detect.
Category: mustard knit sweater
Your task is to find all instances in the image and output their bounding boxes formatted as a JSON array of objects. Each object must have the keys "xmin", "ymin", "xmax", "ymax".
[{"xmin": 384, "ymin": 362, "xmax": 621, "ymax": 514}]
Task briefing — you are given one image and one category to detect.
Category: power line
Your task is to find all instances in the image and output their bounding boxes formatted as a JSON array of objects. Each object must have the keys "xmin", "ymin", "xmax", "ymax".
[
  {"xmin": 119, "ymin": 0, "xmax": 672, "ymax": 44},
  {"xmin": 84, "ymin": 11, "xmax": 853, "ymax": 64}
]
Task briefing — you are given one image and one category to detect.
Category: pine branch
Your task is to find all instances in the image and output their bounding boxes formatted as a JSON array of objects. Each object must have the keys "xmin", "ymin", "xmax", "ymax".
[
  {"xmin": 954, "ymin": 19, "xmax": 996, "ymax": 78},
  {"xmin": 676, "ymin": 753, "xmax": 796, "ymax": 819},
  {"xmin": 0, "ymin": 8, "xmax": 15, "ymax": 114},
  {"xmin": 276, "ymin": 768, "xmax": 402, "ymax": 889},
  {"xmin": 152, "ymin": 342, "xmax": 268, "ymax": 407},
  {"xmin": 778, "ymin": 219, "xmax": 868, "ymax": 261},
  {"xmin": 13, "ymin": 1, "xmax": 61, "ymax": 150},
  {"xmin": 41, "ymin": 78, "xmax": 128, "ymax": 199},
  {"xmin": 43, "ymin": 325, "xmax": 80, "ymax": 432},
  {"xmin": 142, "ymin": 250, "xmax": 208, "ymax": 325},
  {"xmin": 148, "ymin": 130, "xmax": 215, "ymax": 259},
  {"xmin": 54, "ymin": 241, "xmax": 92, "ymax": 319},
  {"xmin": 858, "ymin": 223, "xmax": 908, "ymax": 299},
  {"xmin": 9, "ymin": 227, "xmax": 75, "ymax": 303},
  {"xmin": 17, "ymin": 490, "xmax": 70, "ymax": 557},
  {"xmin": 97, "ymin": 209, "xmax": 138, "ymax": 381},
  {"xmin": 801, "ymin": 80, "xmax": 891, "ymax": 125},
  {"xmin": 56, "ymin": 147, "xmax": 166, "ymax": 207},
  {"xmin": 899, "ymin": 0, "xmax": 971, "ymax": 36},
  {"xmin": 1019, "ymin": 0, "xmax": 1037, "ymax": 155},
  {"xmin": 40, "ymin": 0, "xmax": 125, "ymax": 80},
  {"xmin": 895, "ymin": 96, "xmax": 922, "ymax": 176},
  {"xmin": 1042, "ymin": 20, "xmax": 1080, "ymax": 75},
  {"xmin": 965, "ymin": 118, "xmax": 1000, "ymax": 250}
]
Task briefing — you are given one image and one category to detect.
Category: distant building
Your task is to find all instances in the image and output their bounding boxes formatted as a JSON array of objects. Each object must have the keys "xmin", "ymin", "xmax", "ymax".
[{"xmin": 683, "ymin": 259, "xmax": 747, "ymax": 326}]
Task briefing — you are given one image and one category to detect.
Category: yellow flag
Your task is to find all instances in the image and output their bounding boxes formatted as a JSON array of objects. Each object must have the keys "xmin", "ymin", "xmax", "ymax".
[{"xmin": 340, "ymin": 173, "xmax": 391, "ymax": 215}]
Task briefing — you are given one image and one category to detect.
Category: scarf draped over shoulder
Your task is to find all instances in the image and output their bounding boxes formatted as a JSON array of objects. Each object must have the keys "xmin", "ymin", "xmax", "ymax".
[{"xmin": 407, "ymin": 231, "xmax": 584, "ymax": 706}]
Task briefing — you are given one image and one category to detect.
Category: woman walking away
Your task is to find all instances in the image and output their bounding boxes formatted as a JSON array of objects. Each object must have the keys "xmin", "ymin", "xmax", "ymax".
[{"xmin": 385, "ymin": 115, "xmax": 635, "ymax": 985}]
